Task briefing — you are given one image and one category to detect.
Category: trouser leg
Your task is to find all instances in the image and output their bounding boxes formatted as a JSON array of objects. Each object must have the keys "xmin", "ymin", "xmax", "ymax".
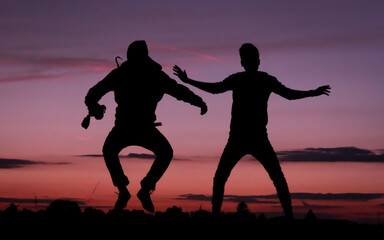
[
  {"xmin": 139, "ymin": 128, "xmax": 173, "ymax": 191},
  {"xmin": 212, "ymin": 142, "xmax": 244, "ymax": 214},
  {"xmin": 102, "ymin": 127, "xmax": 130, "ymax": 189},
  {"xmin": 253, "ymin": 140, "xmax": 293, "ymax": 218}
]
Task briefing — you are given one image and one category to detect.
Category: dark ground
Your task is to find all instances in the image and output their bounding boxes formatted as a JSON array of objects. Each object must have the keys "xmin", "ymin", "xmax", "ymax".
[{"xmin": 1, "ymin": 200, "xmax": 383, "ymax": 238}]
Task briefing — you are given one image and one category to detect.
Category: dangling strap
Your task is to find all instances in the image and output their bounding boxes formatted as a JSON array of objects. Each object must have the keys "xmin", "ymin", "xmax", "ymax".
[{"xmin": 115, "ymin": 56, "xmax": 123, "ymax": 68}]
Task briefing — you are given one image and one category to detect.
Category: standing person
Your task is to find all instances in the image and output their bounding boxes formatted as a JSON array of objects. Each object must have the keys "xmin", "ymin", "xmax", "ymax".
[
  {"xmin": 84, "ymin": 40, "xmax": 207, "ymax": 212},
  {"xmin": 173, "ymin": 43, "xmax": 330, "ymax": 218}
]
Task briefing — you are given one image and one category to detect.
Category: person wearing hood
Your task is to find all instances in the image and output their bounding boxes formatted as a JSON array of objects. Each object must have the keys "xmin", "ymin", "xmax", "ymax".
[{"xmin": 84, "ymin": 40, "xmax": 207, "ymax": 212}]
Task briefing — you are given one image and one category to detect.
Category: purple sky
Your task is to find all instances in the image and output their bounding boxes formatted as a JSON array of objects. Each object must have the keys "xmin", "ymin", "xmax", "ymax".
[{"xmin": 1, "ymin": 0, "xmax": 383, "ymax": 158}]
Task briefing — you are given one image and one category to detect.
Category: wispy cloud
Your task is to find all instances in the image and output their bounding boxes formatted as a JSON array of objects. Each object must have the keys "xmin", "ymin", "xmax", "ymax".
[
  {"xmin": 149, "ymin": 43, "xmax": 222, "ymax": 62},
  {"xmin": 275, "ymin": 147, "xmax": 384, "ymax": 162},
  {"xmin": 0, "ymin": 52, "xmax": 112, "ymax": 83},
  {"xmin": 126, "ymin": 153, "xmax": 156, "ymax": 159},
  {"xmin": 0, "ymin": 197, "xmax": 85, "ymax": 205},
  {"xmin": 259, "ymin": 31, "xmax": 384, "ymax": 53},
  {"xmin": 255, "ymin": 193, "xmax": 384, "ymax": 201},
  {"xmin": 0, "ymin": 51, "xmax": 112, "ymax": 70},
  {"xmin": 175, "ymin": 194, "xmax": 278, "ymax": 204},
  {"xmin": 0, "ymin": 158, "xmax": 70, "ymax": 169},
  {"xmin": 150, "ymin": 31, "xmax": 384, "ymax": 60},
  {"xmin": 225, "ymin": 195, "xmax": 278, "ymax": 204},
  {"xmin": 78, "ymin": 153, "xmax": 189, "ymax": 161},
  {"xmin": 78, "ymin": 154, "xmax": 104, "ymax": 158},
  {"xmin": 73, "ymin": 136, "xmax": 93, "ymax": 141},
  {"xmin": 81, "ymin": 147, "xmax": 384, "ymax": 163},
  {"xmin": 0, "ymin": 74, "xmax": 64, "ymax": 83},
  {"xmin": 176, "ymin": 194, "xmax": 212, "ymax": 201},
  {"xmin": 177, "ymin": 192, "xmax": 384, "ymax": 203},
  {"xmin": 291, "ymin": 193, "xmax": 384, "ymax": 201},
  {"xmin": 300, "ymin": 200, "xmax": 341, "ymax": 209}
]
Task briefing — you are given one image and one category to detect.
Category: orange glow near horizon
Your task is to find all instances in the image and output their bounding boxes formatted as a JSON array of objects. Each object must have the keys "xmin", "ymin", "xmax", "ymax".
[{"xmin": 1, "ymin": 156, "xmax": 383, "ymax": 223}]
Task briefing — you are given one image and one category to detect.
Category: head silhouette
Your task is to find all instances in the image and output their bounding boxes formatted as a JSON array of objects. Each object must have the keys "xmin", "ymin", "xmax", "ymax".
[
  {"xmin": 239, "ymin": 43, "xmax": 260, "ymax": 72},
  {"xmin": 126, "ymin": 40, "xmax": 162, "ymax": 70},
  {"xmin": 127, "ymin": 40, "xmax": 149, "ymax": 62}
]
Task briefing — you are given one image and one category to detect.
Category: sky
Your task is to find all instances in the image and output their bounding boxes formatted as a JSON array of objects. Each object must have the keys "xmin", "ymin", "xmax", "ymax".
[{"xmin": 0, "ymin": 1, "xmax": 383, "ymax": 222}]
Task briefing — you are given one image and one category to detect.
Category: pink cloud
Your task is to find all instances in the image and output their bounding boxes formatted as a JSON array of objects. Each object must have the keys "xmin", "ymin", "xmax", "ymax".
[
  {"xmin": 259, "ymin": 31, "xmax": 384, "ymax": 53},
  {"xmin": 0, "ymin": 52, "xmax": 112, "ymax": 83},
  {"xmin": 0, "ymin": 74, "xmax": 60, "ymax": 83},
  {"xmin": 0, "ymin": 52, "xmax": 112, "ymax": 68},
  {"xmin": 73, "ymin": 136, "xmax": 92, "ymax": 142},
  {"xmin": 149, "ymin": 43, "xmax": 223, "ymax": 62}
]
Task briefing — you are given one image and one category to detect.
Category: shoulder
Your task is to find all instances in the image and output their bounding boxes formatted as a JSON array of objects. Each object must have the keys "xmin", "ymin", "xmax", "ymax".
[
  {"xmin": 156, "ymin": 71, "xmax": 179, "ymax": 88},
  {"xmin": 226, "ymin": 71, "xmax": 245, "ymax": 80},
  {"xmin": 259, "ymin": 72, "xmax": 287, "ymax": 91},
  {"xmin": 101, "ymin": 67, "xmax": 121, "ymax": 83},
  {"xmin": 108, "ymin": 63, "xmax": 129, "ymax": 78},
  {"xmin": 259, "ymin": 71, "xmax": 281, "ymax": 84},
  {"xmin": 222, "ymin": 71, "xmax": 244, "ymax": 84},
  {"xmin": 258, "ymin": 71, "xmax": 276, "ymax": 80},
  {"xmin": 158, "ymin": 70, "xmax": 174, "ymax": 81},
  {"xmin": 109, "ymin": 67, "xmax": 121, "ymax": 76}
]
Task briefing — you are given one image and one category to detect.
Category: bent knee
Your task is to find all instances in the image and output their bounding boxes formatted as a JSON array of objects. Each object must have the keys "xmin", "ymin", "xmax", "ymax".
[
  {"xmin": 166, "ymin": 147, "xmax": 174, "ymax": 159},
  {"xmin": 156, "ymin": 146, "xmax": 173, "ymax": 160},
  {"xmin": 102, "ymin": 143, "xmax": 118, "ymax": 156}
]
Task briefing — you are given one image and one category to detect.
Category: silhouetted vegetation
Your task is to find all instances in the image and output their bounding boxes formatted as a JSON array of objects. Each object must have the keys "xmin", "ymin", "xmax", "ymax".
[{"xmin": 0, "ymin": 200, "xmax": 382, "ymax": 237}]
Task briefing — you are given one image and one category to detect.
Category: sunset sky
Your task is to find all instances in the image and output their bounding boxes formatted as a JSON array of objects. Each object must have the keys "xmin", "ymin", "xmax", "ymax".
[{"xmin": 1, "ymin": 1, "xmax": 383, "ymax": 222}]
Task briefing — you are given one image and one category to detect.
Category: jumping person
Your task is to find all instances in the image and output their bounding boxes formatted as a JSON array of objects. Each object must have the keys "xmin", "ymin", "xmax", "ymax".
[
  {"xmin": 84, "ymin": 40, "xmax": 207, "ymax": 212},
  {"xmin": 173, "ymin": 43, "xmax": 330, "ymax": 218}
]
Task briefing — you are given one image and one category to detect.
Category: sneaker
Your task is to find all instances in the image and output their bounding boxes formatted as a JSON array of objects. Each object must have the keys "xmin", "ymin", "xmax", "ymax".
[
  {"xmin": 114, "ymin": 188, "xmax": 131, "ymax": 210},
  {"xmin": 137, "ymin": 188, "xmax": 155, "ymax": 212}
]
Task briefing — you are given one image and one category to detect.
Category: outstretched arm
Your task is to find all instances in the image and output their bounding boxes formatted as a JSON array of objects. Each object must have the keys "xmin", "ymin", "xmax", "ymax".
[
  {"xmin": 173, "ymin": 65, "xmax": 229, "ymax": 94},
  {"xmin": 162, "ymin": 72, "xmax": 208, "ymax": 115},
  {"xmin": 167, "ymin": 83, "xmax": 208, "ymax": 115},
  {"xmin": 276, "ymin": 84, "xmax": 331, "ymax": 100}
]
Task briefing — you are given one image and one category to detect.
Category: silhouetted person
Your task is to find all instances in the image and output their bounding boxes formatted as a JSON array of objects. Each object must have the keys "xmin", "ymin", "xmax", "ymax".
[
  {"xmin": 84, "ymin": 40, "xmax": 207, "ymax": 212},
  {"xmin": 173, "ymin": 43, "xmax": 330, "ymax": 218}
]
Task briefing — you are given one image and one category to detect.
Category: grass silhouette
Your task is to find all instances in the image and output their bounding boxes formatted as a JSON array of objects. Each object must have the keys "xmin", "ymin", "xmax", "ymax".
[{"xmin": 1, "ymin": 199, "xmax": 382, "ymax": 238}]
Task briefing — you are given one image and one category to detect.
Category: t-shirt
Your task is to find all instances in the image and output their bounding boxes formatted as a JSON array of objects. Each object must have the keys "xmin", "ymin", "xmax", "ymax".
[{"xmin": 216, "ymin": 71, "xmax": 289, "ymax": 134}]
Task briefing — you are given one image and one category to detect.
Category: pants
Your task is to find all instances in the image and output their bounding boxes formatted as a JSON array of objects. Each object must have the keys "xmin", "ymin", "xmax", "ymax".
[
  {"xmin": 212, "ymin": 132, "xmax": 292, "ymax": 217},
  {"xmin": 102, "ymin": 125, "xmax": 173, "ymax": 190}
]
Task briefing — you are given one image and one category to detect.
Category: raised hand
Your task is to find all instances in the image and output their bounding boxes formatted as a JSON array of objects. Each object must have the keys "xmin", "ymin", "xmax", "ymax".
[
  {"xmin": 173, "ymin": 65, "xmax": 189, "ymax": 83},
  {"xmin": 314, "ymin": 85, "xmax": 331, "ymax": 96}
]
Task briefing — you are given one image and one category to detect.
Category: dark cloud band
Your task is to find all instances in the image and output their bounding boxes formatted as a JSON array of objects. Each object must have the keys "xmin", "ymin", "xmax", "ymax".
[
  {"xmin": 0, "ymin": 158, "xmax": 70, "ymax": 169},
  {"xmin": 275, "ymin": 147, "xmax": 384, "ymax": 162},
  {"xmin": 177, "ymin": 192, "xmax": 384, "ymax": 202},
  {"xmin": 0, "ymin": 197, "xmax": 85, "ymax": 205},
  {"xmin": 78, "ymin": 153, "xmax": 188, "ymax": 161}
]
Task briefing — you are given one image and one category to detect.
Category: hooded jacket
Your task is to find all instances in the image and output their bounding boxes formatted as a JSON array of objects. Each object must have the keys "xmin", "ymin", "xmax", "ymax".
[{"xmin": 85, "ymin": 59, "xmax": 204, "ymax": 127}]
